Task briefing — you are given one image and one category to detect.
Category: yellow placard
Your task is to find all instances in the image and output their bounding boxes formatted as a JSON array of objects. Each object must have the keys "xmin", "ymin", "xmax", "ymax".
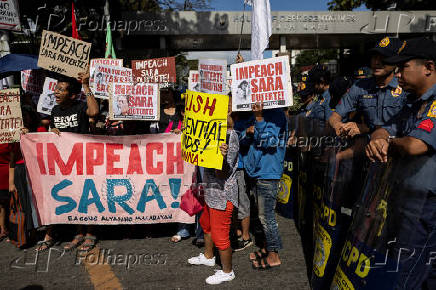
[
  {"xmin": 277, "ymin": 174, "xmax": 292, "ymax": 204},
  {"xmin": 182, "ymin": 90, "xmax": 229, "ymax": 170}
]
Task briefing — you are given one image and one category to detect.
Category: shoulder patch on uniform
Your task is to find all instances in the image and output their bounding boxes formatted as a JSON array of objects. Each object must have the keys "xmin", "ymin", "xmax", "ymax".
[
  {"xmin": 391, "ymin": 87, "xmax": 403, "ymax": 98},
  {"xmin": 418, "ymin": 119, "xmax": 434, "ymax": 133},
  {"xmin": 379, "ymin": 37, "xmax": 390, "ymax": 48},
  {"xmin": 306, "ymin": 110, "xmax": 312, "ymax": 117},
  {"xmin": 428, "ymin": 101, "xmax": 436, "ymax": 118},
  {"xmin": 320, "ymin": 98, "xmax": 325, "ymax": 105}
]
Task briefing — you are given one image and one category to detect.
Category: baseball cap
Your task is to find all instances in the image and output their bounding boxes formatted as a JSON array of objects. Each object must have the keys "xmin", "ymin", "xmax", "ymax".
[
  {"xmin": 308, "ymin": 65, "xmax": 330, "ymax": 84},
  {"xmin": 369, "ymin": 37, "xmax": 403, "ymax": 58},
  {"xmin": 353, "ymin": 66, "xmax": 372, "ymax": 78},
  {"xmin": 384, "ymin": 37, "xmax": 436, "ymax": 65}
]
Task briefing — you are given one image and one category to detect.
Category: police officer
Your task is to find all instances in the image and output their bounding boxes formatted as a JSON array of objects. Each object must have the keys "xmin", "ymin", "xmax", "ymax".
[
  {"xmin": 366, "ymin": 37, "xmax": 436, "ymax": 289},
  {"xmin": 329, "ymin": 37, "xmax": 408, "ymax": 137},
  {"xmin": 301, "ymin": 66, "xmax": 333, "ymax": 126},
  {"xmin": 353, "ymin": 66, "xmax": 372, "ymax": 81}
]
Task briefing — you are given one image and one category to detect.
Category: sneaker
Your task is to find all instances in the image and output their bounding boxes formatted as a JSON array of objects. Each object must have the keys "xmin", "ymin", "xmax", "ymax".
[
  {"xmin": 188, "ymin": 253, "xmax": 215, "ymax": 266},
  {"xmin": 205, "ymin": 270, "xmax": 235, "ymax": 285},
  {"xmin": 233, "ymin": 238, "xmax": 253, "ymax": 252}
]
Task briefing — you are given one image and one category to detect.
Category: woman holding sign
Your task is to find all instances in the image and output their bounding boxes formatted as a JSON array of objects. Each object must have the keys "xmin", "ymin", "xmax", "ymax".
[{"xmin": 188, "ymin": 96, "xmax": 239, "ymax": 285}]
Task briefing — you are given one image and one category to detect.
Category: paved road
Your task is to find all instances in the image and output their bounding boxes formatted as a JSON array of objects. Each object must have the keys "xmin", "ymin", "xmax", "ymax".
[{"xmin": 0, "ymin": 215, "xmax": 310, "ymax": 289}]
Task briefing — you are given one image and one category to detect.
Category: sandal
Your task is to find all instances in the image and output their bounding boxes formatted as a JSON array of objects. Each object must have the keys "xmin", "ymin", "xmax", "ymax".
[
  {"xmin": 0, "ymin": 232, "xmax": 9, "ymax": 242},
  {"xmin": 171, "ymin": 235, "xmax": 182, "ymax": 243},
  {"xmin": 64, "ymin": 235, "xmax": 85, "ymax": 251},
  {"xmin": 35, "ymin": 239, "xmax": 55, "ymax": 252},
  {"xmin": 252, "ymin": 256, "xmax": 281, "ymax": 271},
  {"xmin": 249, "ymin": 249, "xmax": 268, "ymax": 261},
  {"xmin": 79, "ymin": 235, "xmax": 97, "ymax": 252}
]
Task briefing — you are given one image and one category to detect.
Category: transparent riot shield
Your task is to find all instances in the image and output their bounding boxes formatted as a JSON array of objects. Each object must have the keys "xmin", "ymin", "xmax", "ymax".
[
  {"xmin": 312, "ymin": 133, "xmax": 368, "ymax": 290},
  {"xmin": 277, "ymin": 114, "xmax": 298, "ymax": 219},
  {"xmin": 294, "ymin": 113, "xmax": 316, "ymax": 278},
  {"xmin": 331, "ymin": 152, "xmax": 436, "ymax": 290}
]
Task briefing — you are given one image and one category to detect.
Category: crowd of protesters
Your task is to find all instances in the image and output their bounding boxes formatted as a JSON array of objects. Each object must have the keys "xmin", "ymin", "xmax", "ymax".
[{"xmin": 1, "ymin": 35, "xmax": 436, "ymax": 287}]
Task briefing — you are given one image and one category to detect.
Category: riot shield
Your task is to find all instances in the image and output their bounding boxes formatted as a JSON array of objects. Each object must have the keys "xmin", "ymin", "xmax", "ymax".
[
  {"xmin": 311, "ymin": 134, "xmax": 367, "ymax": 290},
  {"xmin": 331, "ymin": 153, "xmax": 436, "ymax": 289},
  {"xmin": 277, "ymin": 114, "xmax": 298, "ymax": 219}
]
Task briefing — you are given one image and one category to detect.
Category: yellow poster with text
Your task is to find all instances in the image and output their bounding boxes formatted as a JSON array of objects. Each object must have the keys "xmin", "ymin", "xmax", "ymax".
[{"xmin": 182, "ymin": 90, "xmax": 228, "ymax": 170}]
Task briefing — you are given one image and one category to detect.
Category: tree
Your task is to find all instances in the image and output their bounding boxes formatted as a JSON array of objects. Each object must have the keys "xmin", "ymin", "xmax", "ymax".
[{"xmin": 328, "ymin": 0, "xmax": 436, "ymax": 10}]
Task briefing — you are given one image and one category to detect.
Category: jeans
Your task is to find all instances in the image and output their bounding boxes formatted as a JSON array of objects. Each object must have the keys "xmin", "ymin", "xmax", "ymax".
[{"xmin": 251, "ymin": 179, "xmax": 283, "ymax": 252}]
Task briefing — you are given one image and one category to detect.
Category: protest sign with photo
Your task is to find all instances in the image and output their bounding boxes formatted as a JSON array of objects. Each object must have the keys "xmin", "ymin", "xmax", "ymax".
[
  {"xmin": 21, "ymin": 70, "xmax": 45, "ymax": 95},
  {"xmin": 230, "ymin": 56, "xmax": 292, "ymax": 111},
  {"xmin": 0, "ymin": 88, "xmax": 22, "ymax": 143},
  {"xmin": 37, "ymin": 30, "xmax": 91, "ymax": 78},
  {"xmin": 0, "ymin": 0, "xmax": 21, "ymax": 31},
  {"xmin": 182, "ymin": 90, "xmax": 228, "ymax": 170},
  {"xmin": 20, "ymin": 133, "xmax": 195, "ymax": 225},
  {"xmin": 132, "ymin": 57, "xmax": 176, "ymax": 89},
  {"xmin": 37, "ymin": 77, "xmax": 58, "ymax": 115},
  {"xmin": 109, "ymin": 83, "xmax": 159, "ymax": 121},
  {"xmin": 188, "ymin": 71, "xmax": 200, "ymax": 92},
  {"xmin": 89, "ymin": 58, "xmax": 123, "ymax": 91},
  {"xmin": 93, "ymin": 64, "xmax": 132, "ymax": 99},
  {"xmin": 198, "ymin": 59, "xmax": 227, "ymax": 94}
]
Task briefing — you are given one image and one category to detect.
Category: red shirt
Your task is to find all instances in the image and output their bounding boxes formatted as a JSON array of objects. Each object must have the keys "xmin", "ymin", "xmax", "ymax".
[{"xmin": 0, "ymin": 143, "xmax": 24, "ymax": 190}]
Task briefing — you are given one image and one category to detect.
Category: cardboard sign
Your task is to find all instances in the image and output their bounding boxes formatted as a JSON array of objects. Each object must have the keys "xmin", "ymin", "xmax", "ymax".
[
  {"xmin": 38, "ymin": 30, "xmax": 91, "ymax": 78},
  {"xmin": 0, "ymin": 0, "xmax": 21, "ymax": 31},
  {"xmin": 93, "ymin": 64, "xmax": 132, "ymax": 99},
  {"xmin": 109, "ymin": 83, "xmax": 159, "ymax": 121},
  {"xmin": 89, "ymin": 58, "xmax": 123, "ymax": 91},
  {"xmin": 230, "ymin": 56, "xmax": 292, "ymax": 111},
  {"xmin": 20, "ymin": 133, "xmax": 196, "ymax": 225},
  {"xmin": 21, "ymin": 70, "xmax": 45, "ymax": 95},
  {"xmin": 188, "ymin": 71, "xmax": 200, "ymax": 92},
  {"xmin": 198, "ymin": 59, "xmax": 227, "ymax": 94},
  {"xmin": 37, "ymin": 77, "xmax": 58, "ymax": 115},
  {"xmin": 0, "ymin": 88, "xmax": 22, "ymax": 143},
  {"xmin": 132, "ymin": 57, "xmax": 176, "ymax": 89},
  {"xmin": 182, "ymin": 90, "xmax": 228, "ymax": 170}
]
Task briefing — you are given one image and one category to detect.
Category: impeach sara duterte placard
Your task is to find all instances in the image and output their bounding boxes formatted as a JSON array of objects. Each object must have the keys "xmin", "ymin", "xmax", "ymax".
[
  {"xmin": 20, "ymin": 133, "xmax": 195, "ymax": 225},
  {"xmin": 230, "ymin": 56, "xmax": 292, "ymax": 111},
  {"xmin": 182, "ymin": 90, "xmax": 228, "ymax": 170}
]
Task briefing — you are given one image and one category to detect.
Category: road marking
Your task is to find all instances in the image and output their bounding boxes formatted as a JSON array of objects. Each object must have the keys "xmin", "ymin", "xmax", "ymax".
[{"xmin": 82, "ymin": 246, "xmax": 123, "ymax": 290}]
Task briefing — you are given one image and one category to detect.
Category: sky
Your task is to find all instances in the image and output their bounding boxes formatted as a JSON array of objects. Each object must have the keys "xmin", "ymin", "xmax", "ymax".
[{"xmin": 209, "ymin": 0, "xmax": 367, "ymax": 11}]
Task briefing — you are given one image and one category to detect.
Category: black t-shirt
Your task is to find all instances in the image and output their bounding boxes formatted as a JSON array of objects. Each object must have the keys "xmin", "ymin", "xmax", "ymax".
[
  {"xmin": 158, "ymin": 107, "xmax": 182, "ymax": 133},
  {"xmin": 50, "ymin": 101, "xmax": 89, "ymax": 134}
]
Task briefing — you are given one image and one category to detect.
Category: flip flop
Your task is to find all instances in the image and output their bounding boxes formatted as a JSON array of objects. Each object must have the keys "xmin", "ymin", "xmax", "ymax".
[
  {"xmin": 79, "ymin": 236, "xmax": 97, "ymax": 252},
  {"xmin": 35, "ymin": 239, "xmax": 55, "ymax": 252},
  {"xmin": 63, "ymin": 235, "xmax": 85, "ymax": 251},
  {"xmin": 0, "ymin": 232, "xmax": 9, "ymax": 242},
  {"xmin": 249, "ymin": 250, "xmax": 268, "ymax": 261},
  {"xmin": 252, "ymin": 256, "xmax": 281, "ymax": 271}
]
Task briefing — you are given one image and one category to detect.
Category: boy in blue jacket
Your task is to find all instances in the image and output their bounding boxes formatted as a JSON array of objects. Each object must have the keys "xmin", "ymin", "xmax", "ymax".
[{"xmin": 237, "ymin": 102, "xmax": 287, "ymax": 270}]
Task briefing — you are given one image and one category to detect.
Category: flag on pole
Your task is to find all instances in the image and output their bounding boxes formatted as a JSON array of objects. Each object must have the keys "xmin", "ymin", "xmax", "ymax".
[
  {"xmin": 71, "ymin": 2, "xmax": 81, "ymax": 40},
  {"xmin": 105, "ymin": 22, "xmax": 116, "ymax": 58},
  {"xmin": 245, "ymin": 0, "xmax": 272, "ymax": 60},
  {"xmin": 104, "ymin": 0, "xmax": 116, "ymax": 58}
]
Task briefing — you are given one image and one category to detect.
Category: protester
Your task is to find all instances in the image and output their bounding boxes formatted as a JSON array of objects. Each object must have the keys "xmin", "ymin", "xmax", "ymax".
[
  {"xmin": 238, "ymin": 101, "xmax": 287, "ymax": 270},
  {"xmin": 188, "ymin": 95, "xmax": 239, "ymax": 285},
  {"xmin": 35, "ymin": 70, "xmax": 99, "ymax": 252},
  {"xmin": 366, "ymin": 37, "xmax": 436, "ymax": 289},
  {"xmin": 329, "ymin": 36, "xmax": 408, "ymax": 137}
]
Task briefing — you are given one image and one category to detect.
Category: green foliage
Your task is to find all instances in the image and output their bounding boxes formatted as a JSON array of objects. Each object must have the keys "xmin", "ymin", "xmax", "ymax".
[{"xmin": 295, "ymin": 49, "xmax": 338, "ymax": 67}]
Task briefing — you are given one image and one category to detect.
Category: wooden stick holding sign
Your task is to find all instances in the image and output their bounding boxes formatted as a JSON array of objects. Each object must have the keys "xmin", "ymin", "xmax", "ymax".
[{"xmin": 38, "ymin": 30, "xmax": 91, "ymax": 78}]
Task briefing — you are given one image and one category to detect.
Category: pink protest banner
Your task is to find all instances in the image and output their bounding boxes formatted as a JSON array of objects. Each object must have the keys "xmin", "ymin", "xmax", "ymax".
[{"xmin": 21, "ymin": 133, "xmax": 195, "ymax": 225}]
